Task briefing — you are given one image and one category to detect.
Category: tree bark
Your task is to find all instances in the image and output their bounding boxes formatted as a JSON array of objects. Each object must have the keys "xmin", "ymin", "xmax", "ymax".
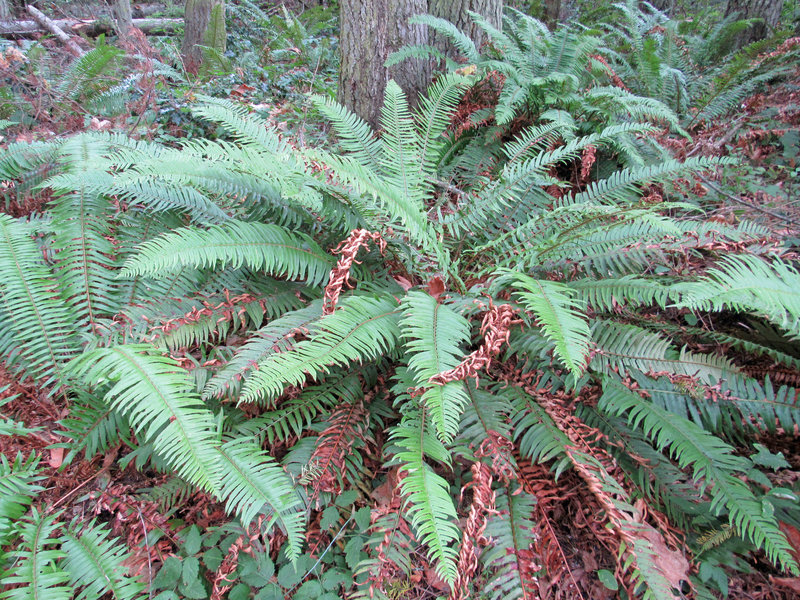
[
  {"xmin": 542, "ymin": 0, "xmax": 561, "ymax": 28},
  {"xmin": 725, "ymin": 0, "xmax": 782, "ymax": 47},
  {"xmin": 428, "ymin": 0, "xmax": 502, "ymax": 56},
  {"xmin": 0, "ymin": 0, "xmax": 12, "ymax": 22},
  {"xmin": 182, "ymin": 0, "xmax": 226, "ymax": 74},
  {"xmin": 113, "ymin": 0, "xmax": 134, "ymax": 37},
  {"xmin": 339, "ymin": 0, "xmax": 429, "ymax": 129}
]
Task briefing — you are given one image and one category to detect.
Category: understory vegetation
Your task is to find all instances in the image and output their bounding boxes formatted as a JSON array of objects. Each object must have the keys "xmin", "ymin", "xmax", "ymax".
[{"xmin": 1, "ymin": 1, "xmax": 800, "ymax": 599}]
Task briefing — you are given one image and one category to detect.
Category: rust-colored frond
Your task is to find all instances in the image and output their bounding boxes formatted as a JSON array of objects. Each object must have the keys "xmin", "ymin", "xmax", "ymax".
[{"xmin": 323, "ymin": 229, "xmax": 386, "ymax": 315}]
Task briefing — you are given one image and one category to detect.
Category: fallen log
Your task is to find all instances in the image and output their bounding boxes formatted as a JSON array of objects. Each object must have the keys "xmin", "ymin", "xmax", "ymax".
[
  {"xmin": 0, "ymin": 16, "xmax": 182, "ymax": 37},
  {"xmin": 26, "ymin": 5, "xmax": 84, "ymax": 56}
]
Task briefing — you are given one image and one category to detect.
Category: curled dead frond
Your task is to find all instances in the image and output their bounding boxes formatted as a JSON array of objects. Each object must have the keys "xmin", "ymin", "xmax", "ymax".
[
  {"xmin": 323, "ymin": 229, "xmax": 386, "ymax": 315},
  {"xmin": 449, "ymin": 462, "xmax": 496, "ymax": 600},
  {"xmin": 430, "ymin": 303, "xmax": 518, "ymax": 385}
]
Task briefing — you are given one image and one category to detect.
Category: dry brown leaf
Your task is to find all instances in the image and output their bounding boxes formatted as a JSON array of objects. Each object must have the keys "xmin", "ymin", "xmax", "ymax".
[
  {"xmin": 635, "ymin": 525, "xmax": 690, "ymax": 590},
  {"xmin": 771, "ymin": 576, "xmax": 800, "ymax": 593}
]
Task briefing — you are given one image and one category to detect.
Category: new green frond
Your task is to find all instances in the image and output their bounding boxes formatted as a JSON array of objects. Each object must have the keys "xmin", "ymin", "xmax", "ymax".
[
  {"xmin": 120, "ymin": 220, "xmax": 333, "ymax": 286},
  {"xmin": 400, "ymin": 291, "xmax": 471, "ymax": 442},
  {"xmin": 506, "ymin": 272, "xmax": 591, "ymax": 378}
]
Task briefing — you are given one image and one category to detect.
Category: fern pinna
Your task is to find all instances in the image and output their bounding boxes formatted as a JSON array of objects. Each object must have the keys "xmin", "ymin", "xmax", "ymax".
[{"xmin": 1, "ymin": 12, "xmax": 800, "ymax": 600}]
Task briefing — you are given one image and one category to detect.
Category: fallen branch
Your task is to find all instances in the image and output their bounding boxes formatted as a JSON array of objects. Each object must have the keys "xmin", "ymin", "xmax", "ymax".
[
  {"xmin": 0, "ymin": 16, "xmax": 182, "ymax": 38},
  {"xmin": 25, "ymin": 5, "xmax": 84, "ymax": 57}
]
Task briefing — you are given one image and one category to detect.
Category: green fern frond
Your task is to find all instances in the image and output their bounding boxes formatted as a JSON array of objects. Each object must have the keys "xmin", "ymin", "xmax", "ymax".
[
  {"xmin": 310, "ymin": 95, "xmax": 383, "ymax": 172},
  {"xmin": 400, "ymin": 291, "xmax": 471, "ymax": 442},
  {"xmin": 0, "ymin": 510, "xmax": 72, "ymax": 600},
  {"xmin": 508, "ymin": 386, "xmax": 573, "ymax": 476},
  {"xmin": 119, "ymin": 220, "xmax": 333, "ymax": 286},
  {"xmin": 240, "ymin": 293, "xmax": 401, "ymax": 404},
  {"xmin": 591, "ymin": 320, "xmax": 740, "ymax": 383},
  {"xmin": 215, "ymin": 438, "xmax": 304, "ymax": 561},
  {"xmin": 677, "ymin": 255, "xmax": 800, "ymax": 338},
  {"xmin": 506, "ymin": 272, "xmax": 591, "ymax": 378},
  {"xmin": 407, "ymin": 14, "xmax": 480, "ymax": 62},
  {"xmin": 481, "ymin": 487, "xmax": 538, "ymax": 600},
  {"xmin": 600, "ymin": 379, "xmax": 799, "ymax": 573},
  {"xmin": 61, "ymin": 519, "xmax": 144, "ymax": 600},
  {"xmin": 0, "ymin": 453, "xmax": 44, "ymax": 544},
  {"xmin": 203, "ymin": 301, "xmax": 323, "ymax": 399},
  {"xmin": 68, "ymin": 345, "xmax": 221, "ymax": 492},
  {"xmin": 0, "ymin": 215, "xmax": 80, "ymax": 387},
  {"xmin": 392, "ymin": 405, "xmax": 460, "ymax": 585}
]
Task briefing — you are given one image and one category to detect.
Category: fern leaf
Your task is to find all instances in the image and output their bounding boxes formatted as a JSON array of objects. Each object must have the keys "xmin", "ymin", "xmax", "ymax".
[
  {"xmin": 61, "ymin": 519, "xmax": 145, "ymax": 600},
  {"xmin": 0, "ymin": 510, "xmax": 72, "ymax": 600},
  {"xmin": 392, "ymin": 407, "xmax": 460, "ymax": 585},
  {"xmin": 215, "ymin": 438, "xmax": 304, "ymax": 561},
  {"xmin": 677, "ymin": 255, "xmax": 800, "ymax": 338},
  {"xmin": 507, "ymin": 272, "xmax": 591, "ymax": 378},
  {"xmin": 600, "ymin": 379, "xmax": 799, "ymax": 573},
  {"xmin": 0, "ymin": 453, "xmax": 44, "ymax": 545},
  {"xmin": 0, "ymin": 215, "xmax": 80, "ymax": 387},
  {"xmin": 400, "ymin": 291, "xmax": 471, "ymax": 442},
  {"xmin": 240, "ymin": 293, "xmax": 401, "ymax": 404},
  {"xmin": 119, "ymin": 220, "xmax": 333, "ymax": 287},
  {"xmin": 68, "ymin": 345, "xmax": 221, "ymax": 492}
]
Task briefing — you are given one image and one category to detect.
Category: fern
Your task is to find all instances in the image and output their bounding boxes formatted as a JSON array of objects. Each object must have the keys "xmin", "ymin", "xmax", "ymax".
[
  {"xmin": 0, "ymin": 510, "xmax": 72, "ymax": 600},
  {"xmin": 120, "ymin": 220, "xmax": 333, "ymax": 287},
  {"xmin": 506, "ymin": 272, "xmax": 591, "ymax": 378},
  {"xmin": 240, "ymin": 293, "xmax": 401, "ymax": 404},
  {"xmin": 0, "ymin": 215, "xmax": 80, "ymax": 387},
  {"xmin": 215, "ymin": 438, "xmax": 305, "ymax": 561},
  {"xmin": 60, "ymin": 519, "xmax": 144, "ymax": 600},
  {"xmin": 391, "ymin": 402, "xmax": 460, "ymax": 585},
  {"xmin": 677, "ymin": 255, "xmax": 800, "ymax": 338},
  {"xmin": 400, "ymin": 291, "xmax": 471, "ymax": 442},
  {"xmin": 600, "ymin": 378, "xmax": 799, "ymax": 573},
  {"xmin": 68, "ymin": 345, "xmax": 221, "ymax": 492}
]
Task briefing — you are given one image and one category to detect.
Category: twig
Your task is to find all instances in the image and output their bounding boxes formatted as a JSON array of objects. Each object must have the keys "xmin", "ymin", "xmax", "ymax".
[{"xmin": 699, "ymin": 175, "xmax": 800, "ymax": 227}]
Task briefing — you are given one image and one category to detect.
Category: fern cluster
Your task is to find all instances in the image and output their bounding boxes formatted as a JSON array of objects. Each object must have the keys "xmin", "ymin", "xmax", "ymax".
[{"xmin": 0, "ymin": 7, "xmax": 799, "ymax": 600}]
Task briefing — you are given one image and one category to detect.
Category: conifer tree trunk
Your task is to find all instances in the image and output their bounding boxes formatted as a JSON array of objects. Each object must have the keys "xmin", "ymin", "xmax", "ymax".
[
  {"xmin": 182, "ymin": 0, "xmax": 226, "ymax": 74},
  {"xmin": 725, "ymin": 0, "xmax": 782, "ymax": 47},
  {"xmin": 428, "ymin": 0, "xmax": 502, "ymax": 55},
  {"xmin": 113, "ymin": 0, "xmax": 133, "ymax": 37},
  {"xmin": 338, "ymin": 0, "xmax": 429, "ymax": 129},
  {"xmin": 542, "ymin": 0, "xmax": 560, "ymax": 27},
  {"xmin": 0, "ymin": 0, "xmax": 12, "ymax": 21}
]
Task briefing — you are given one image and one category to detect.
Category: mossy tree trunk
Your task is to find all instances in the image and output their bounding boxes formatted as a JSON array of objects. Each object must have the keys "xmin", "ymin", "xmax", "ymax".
[
  {"xmin": 113, "ymin": 0, "xmax": 133, "ymax": 37},
  {"xmin": 725, "ymin": 0, "xmax": 782, "ymax": 48},
  {"xmin": 182, "ymin": 0, "xmax": 226, "ymax": 74},
  {"xmin": 428, "ymin": 0, "xmax": 502, "ymax": 56},
  {"xmin": 339, "ymin": 0, "xmax": 430, "ymax": 129}
]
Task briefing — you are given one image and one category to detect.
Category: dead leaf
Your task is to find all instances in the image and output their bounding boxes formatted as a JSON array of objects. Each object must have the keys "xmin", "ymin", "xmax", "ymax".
[
  {"xmin": 89, "ymin": 117, "xmax": 112, "ymax": 131},
  {"xmin": 393, "ymin": 275, "xmax": 413, "ymax": 291},
  {"xmin": 780, "ymin": 521, "xmax": 800, "ymax": 562},
  {"xmin": 427, "ymin": 276, "xmax": 446, "ymax": 301},
  {"xmin": 634, "ymin": 525, "xmax": 690, "ymax": 590},
  {"xmin": 48, "ymin": 447, "xmax": 64, "ymax": 469},
  {"xmin": 424, "ymin": 566, "xmax": 451, "ymax": 593},
  {"xmin": 772, "ymin": 576, "xmax": 800, "ymax": 593}
]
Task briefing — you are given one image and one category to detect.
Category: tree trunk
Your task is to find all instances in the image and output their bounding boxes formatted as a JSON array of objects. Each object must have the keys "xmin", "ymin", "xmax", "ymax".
[
  {"xmin": 725, "ymin": 0, "xmax": 782, "ymax": 47},
  {"xmin": 0, "ymin": 0, "xmax": 12, "ymax": 22},
  {"xmin": 182, "ymin": 0, "xmax": 226, "ymax": 74},
  {"xmin": 542, "ymin": 0, "xmax": 561, "ymax": 28},
  {"xmin": 339, "ymin": 0, "xmax": 429, "ymax": 129},
  {"xmin": 428, "ymin": 0, "xmax": 502, "ymax": 56},
  {"xmin": 113, "ymin": 0, "xmax": 133, "ymax": 37}
]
